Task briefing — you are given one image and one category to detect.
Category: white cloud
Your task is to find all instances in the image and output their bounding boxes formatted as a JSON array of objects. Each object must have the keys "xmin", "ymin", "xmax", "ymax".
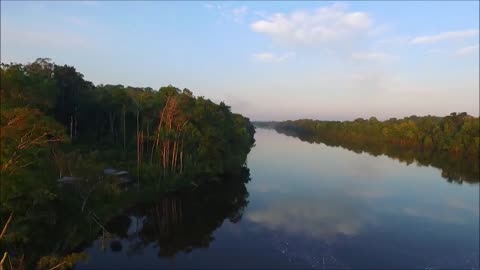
[
  {"xmin": 250, "ymin": 3, "xmax": 373, "ymax": 46},
  {"xmin": 410, "ymin": 29, "xmax": 479, "ymax": 44},
  {"xmin": 232, "ymin": 6, "xmax": 248, "ymax": 23},
  {"xmin": 455, "ymin": 44, "xmax": 479, "ymax": 56},
  {"xmin": 351, "ymin": 52, "xmax": 395, "ymax": 61},
  {"xmin": 246, "ymin": 197, "xmax": 374, "ymax": 241},
  {"xmin": 252, "ymin": 52, "xmax": 295, "ymax": 63}
]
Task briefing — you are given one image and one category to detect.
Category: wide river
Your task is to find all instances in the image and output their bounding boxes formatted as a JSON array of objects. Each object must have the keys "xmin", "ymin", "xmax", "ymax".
[{"xmin": 76, "ymin": 128, "xmax": 479, "ymax": 269}]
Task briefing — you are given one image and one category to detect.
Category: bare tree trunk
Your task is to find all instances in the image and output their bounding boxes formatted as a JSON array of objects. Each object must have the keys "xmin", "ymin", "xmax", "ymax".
[
  {"xmin": 171, "ymin": 140, "xmax": 177, "ymax": 172},
  {"xmin": 151, "ymin": 101, "xmax": 167, "ymax": 164},
  {"xmin": 173, "ymin": 121, "xmax": 187, "ymax": 172},
  {"xmin": 109, "ymin": 113, "xmax": 116, "ymax": 143},
  {"xmin": 177, "ymin": 121, "xmax": 187, "ymax": 174},
  {"xmin": 146, "ymin": 121, "xmax": 149, "ymax": 155},
  {"xmin": 180, "ymin": 148, "xmax": 183, "ymax": 173},
  {"xmin": 136, "ymin": 107, "xmax": 140, "ymax": 187},
  {"xmin": 123, "ymin": 107, "xmax": 126, "ymax": 151},
  {"xmin": 70, "ymin": 115, "xmax": 73, "ymax": 141},
  {"xmin": 0, "ymin": 212, "xmax": 12, "ymax": 270},
  {"xmin": 74, "ymin": 107, "xmax": 78, "ymax": 139},
  {"xmin": 140, "ymin": 131, "xmax": 144, "ymax": 166},
  {"xmin": 0, "ymin": 252, "xmax": 8, "ymax": 270},
  {"xmin": 162, "ymin": 143, "xmax": 167, "ymax": 175},
  {"xmin": 0, "ymin": 212, "xmax": 13, "ymax": 240}
]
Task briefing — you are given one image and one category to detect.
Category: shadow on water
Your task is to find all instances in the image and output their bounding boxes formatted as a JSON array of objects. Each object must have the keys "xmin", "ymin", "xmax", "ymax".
[
  {"xmin": 273, "ymin": 128, "xmax": 479, "ymax": 184},
  {"xmin": 0, "ymin": 166, "xmax": 251, "ymax": 269},
  {"xmin": 98, "ymin": 168, "xmax": 251, "ymax": 259}
]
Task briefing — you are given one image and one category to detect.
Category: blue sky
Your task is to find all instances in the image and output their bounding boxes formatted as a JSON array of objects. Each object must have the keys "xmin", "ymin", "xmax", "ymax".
[{"xmin": 1, "ymin": 1, "xmax": 479, "ymax": 121}]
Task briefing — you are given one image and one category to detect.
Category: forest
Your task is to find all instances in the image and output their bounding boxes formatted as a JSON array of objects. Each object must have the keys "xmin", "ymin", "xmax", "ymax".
[
  {"xmin": 255, "ymin": 114, "xmax": 480, "ymax": 183},
  {"xmin": 0, "ymin": 58, "xmax": 255, "ymax": 269},
  {"xmin": 258, "ymin": 114, "xmax": 479, "ymax": 157},
  {"xmin": 1, "ymin": 57, "xmax": 256, "ymax": 188}
]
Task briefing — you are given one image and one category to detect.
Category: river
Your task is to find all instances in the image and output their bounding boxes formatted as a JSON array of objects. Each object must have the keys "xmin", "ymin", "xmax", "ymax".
[{"xmin": 75, "ymin": 128, "xmax": 479, "ymax": 269}]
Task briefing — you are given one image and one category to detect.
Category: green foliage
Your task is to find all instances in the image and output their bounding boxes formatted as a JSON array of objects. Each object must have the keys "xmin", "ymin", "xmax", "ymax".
[
  {"xmin": 1, "ymin": 59, "xmax": 57, "ymax": 112},
  {"xmin": 273, "ymin": 113, "xmax": 479, "ymax": 157}
]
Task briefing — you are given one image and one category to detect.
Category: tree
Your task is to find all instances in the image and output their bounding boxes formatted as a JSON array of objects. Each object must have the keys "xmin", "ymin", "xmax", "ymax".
[{"xmin": 1, "ymin": 108, "xmax": 66, "ymax": 175}]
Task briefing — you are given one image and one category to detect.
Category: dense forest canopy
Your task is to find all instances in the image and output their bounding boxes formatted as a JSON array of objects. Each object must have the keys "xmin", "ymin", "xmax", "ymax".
[{"xmin": 1, "ymin": 57, "xmax": 255, "ymax": 181}]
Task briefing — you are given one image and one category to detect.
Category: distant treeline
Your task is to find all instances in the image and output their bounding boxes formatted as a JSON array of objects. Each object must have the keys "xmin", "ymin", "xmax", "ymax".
[
  {"xmin": 254, "ymin": 114, "xmax": 479, "ymax": 183},
  {"xmin": 257, "ymin": 114, "xmax": 479, "ymax": 157}
]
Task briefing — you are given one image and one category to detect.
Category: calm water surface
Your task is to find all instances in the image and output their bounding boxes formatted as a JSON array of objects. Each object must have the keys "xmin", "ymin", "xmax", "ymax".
[{"xmin": 76, "ymin": 128, "xmax": 479, "ymax": 269}]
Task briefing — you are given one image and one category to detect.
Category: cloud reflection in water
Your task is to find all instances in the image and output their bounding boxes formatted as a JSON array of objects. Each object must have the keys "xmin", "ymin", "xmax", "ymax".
[{"xmin": 246, "ymin": 195, "xmax": 375, "ymax": 242}]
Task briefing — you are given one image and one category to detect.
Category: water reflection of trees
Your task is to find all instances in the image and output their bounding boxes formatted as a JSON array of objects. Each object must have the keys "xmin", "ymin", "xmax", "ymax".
[
  {"xmin": 276, "ymin": 129, "xmax": 479, "ymax": 184},
  {"xmin": 105, "ymin": 168, "xmax": 250, "ymax": 258},
  {"xmin": 0, "ymin": 167, "xmax": 250, "ymax": 269}
]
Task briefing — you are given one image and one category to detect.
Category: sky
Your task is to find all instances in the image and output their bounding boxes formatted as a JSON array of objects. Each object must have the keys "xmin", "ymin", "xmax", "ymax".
[{"xmin": 1, "ymin": 1, "xmax": 479, "ymax": 121}]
